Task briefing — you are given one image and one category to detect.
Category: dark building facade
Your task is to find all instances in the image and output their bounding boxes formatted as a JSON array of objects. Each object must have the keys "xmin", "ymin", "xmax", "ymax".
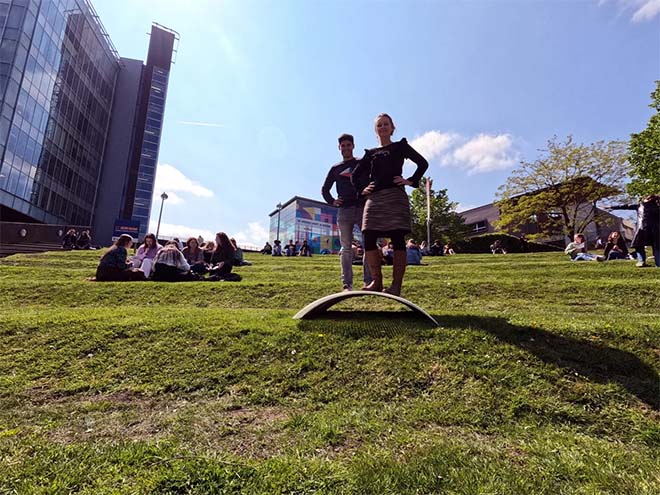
[
  {"xmin": 94, "ymin": 23, "xmax": 176, "ymax": 243},
  {"xmin": 0, "ymin": 0, "xmax": 176, "ymax": 246}
]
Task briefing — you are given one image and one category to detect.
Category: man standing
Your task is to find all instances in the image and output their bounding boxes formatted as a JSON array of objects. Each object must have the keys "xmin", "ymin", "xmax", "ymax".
[{"xmin": 322, "ymin": 134, "xmax": 372, "ymax": 291}]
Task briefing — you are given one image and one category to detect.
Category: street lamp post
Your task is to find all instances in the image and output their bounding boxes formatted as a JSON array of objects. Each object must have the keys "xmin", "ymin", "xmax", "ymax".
[
  {"xmin": 155, "ymin": 192, "xmax": 168, "ymax": 241},
  {"xmin": 275, "ymin": 202, "xmax": 282, "ymax": 241}
]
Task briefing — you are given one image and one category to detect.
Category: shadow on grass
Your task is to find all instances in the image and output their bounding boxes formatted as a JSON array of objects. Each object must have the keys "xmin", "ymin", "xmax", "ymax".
[
  {"xmin": 436, "ymin": 315, "xmax": 659, "ymax": 410},
  {"xmin": 297, "ymin": 311, "xmax": 437, "ymax": 338}
]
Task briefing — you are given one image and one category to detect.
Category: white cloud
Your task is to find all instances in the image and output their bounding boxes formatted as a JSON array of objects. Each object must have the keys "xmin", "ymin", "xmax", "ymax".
[
  {"xmin": 631, "ymin": 0, "xmax": 660, "ymax": 20},
  {"xmin": 232, "ymin": 222, "xmax": 269, "ymax": 248},
  {"xmin": 451, "ymin": 134, "xmax": 518, "ymax": 175},
  {"xmin": 152, "ymin": 164, "xmax": 214, "ymax": 206},
  {"xmin": 456, "ymin": 203, "xmax": 479, "ymax": 213},
  {"xmin": 411, "ymin": 130, "xmax": 519, "ymax": 175},
  {"xmin": 411, "ymin": 131, "xmax": 460, "ymax": 161},
  {"xmin": 146, "ymin": 220, "xmax": 267, "ymax": 250},
  {"xmin": 598, "ymin": 0, "xmax": 660, "ymax": 22},
  {"xmin": 148, "ymin": 220, "xmax": 215, "ymax": 243}
]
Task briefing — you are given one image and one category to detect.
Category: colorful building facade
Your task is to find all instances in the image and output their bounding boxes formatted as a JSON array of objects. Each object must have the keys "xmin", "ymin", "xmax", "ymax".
[{"xmin": 268, "ymin": 196, "xmax": 362, "ymax": 254}]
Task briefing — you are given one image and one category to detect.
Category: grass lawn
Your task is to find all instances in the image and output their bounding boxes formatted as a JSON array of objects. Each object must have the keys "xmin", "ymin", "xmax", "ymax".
[{"xmin": 0, "ymin": 249, "xmax": 658, "ymax": 494}]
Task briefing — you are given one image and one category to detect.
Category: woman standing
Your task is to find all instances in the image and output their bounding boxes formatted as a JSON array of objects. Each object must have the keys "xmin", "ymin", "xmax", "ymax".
[{"xmin": 352, "ymin": 113, "xmax": 428, "ymax": 295}]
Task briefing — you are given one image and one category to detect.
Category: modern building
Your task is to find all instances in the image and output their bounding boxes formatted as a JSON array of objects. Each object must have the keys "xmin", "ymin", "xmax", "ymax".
[
  {"xmin": 460, "ymin": 199, "xmax": 634, "ymax": 245},
  {"xmin": 94, "ymin": 22, "xmax": 176, "ymax": 243},
  {"xmin": 268, "ymin": 196, "xmax": 363, "ymax": 254},
  {"xmin": 0, "ymin": 0, "xmax": 176, "ymax": 246}
]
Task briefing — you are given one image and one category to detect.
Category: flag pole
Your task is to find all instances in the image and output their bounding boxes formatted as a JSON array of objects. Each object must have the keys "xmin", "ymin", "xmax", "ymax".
[{"xmin": 426, "ymin": 177, "xmax": 432, "ymax": 247}]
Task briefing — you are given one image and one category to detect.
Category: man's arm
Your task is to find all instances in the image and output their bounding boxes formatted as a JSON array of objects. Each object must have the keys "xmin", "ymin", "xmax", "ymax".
[
  {"xmin": 607, "ymin": 204, "xmax": 639, "ymax": 211},
  {"xmin": 321, "ymin": 167, "xmax": 336, "ymax": 205}
]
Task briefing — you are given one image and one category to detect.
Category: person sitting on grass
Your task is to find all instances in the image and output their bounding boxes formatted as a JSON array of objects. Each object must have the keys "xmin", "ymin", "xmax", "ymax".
[
  {"xmin": 76, "ymin": 230, "xmax": 92, "ymax": 250},
  {"xmin": 603, "ymin": 231, "xmax": 629, "ymax": 261},
  {"xmin": 429, "ymin": 239, "xmax": 444, "ymax": 256},
  {"xmin": 62, "ymin": 229, "xmax": 78, "ymax": 250},
  {"xmin": 565, "ymin": 233, "xmax": 604, "ymax": 262},
  {"xmin": 231, "ymin": 238, "xmax": 252, "ymax": 266},
  {"xmin": 382, "ymin": 241, "xmax": 394, "ymax": 265},
  {"xmin": 95, "ymin": 234, "xmax": 146, "ymax": 281},
  {"xmin": 272, "ymin": 239, "xmax": 283, "ymax": 256},
  {"xmin": 285, "ymin": 240, "xmax": 296, "ymax": 257},
  {"xmin": 490, "ymin": 239, "xmax": 507, "ymax": 254},
  {"xmin": 182, "ymin": 237, "xmax": 207, "ymax": 274},
  {"xmin": 132, "ymin": 233, "xmax": 160, "ymax": 278},
  {"xmin": 406, "ymin": 239, "xmax": 423, "ymax": 265},
  {"xmin": 261, "ymin": 242, "xmax": 272, "ymax": 255},
  {"xmin": 299, "ymin": 239, "xmax": 312, "ymax": 257},
  {"xmin": 443, "ymin": 243, "xmax": 456, "ymax": 255},
  {"xmin": 201, "ymin": 241, "xmax": 215, "ymax": 264},
  {"xmin": 208, "ymin": 232, "xmax": 236, "ymax": 279},
  {"xmin": 150, "ymin": 241, "xmax": 196, "ymax": 282}
]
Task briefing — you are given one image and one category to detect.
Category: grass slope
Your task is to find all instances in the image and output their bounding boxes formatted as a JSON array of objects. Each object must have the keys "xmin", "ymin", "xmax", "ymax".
[{"xmin": 0, "ymin": 250, "xmax": 658, "ymax": 494}]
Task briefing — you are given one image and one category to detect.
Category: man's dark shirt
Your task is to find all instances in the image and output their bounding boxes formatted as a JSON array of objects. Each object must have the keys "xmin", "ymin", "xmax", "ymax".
[{"xmin": 321, "ymin": 158, "xmax": 360, "ymax": 208}]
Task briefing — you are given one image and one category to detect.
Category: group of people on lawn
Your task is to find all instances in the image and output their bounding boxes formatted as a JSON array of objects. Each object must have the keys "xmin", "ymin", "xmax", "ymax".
[
  {"xmin": 565, "ymin": 194, "xmax": 660, "ymax": 267},
  {"xmin": 62, "ymin": 228, "xmax": 94, "ymax": 250},
  {"xmin": 260, "ymin": 239, "xmax": 313, "ymax": 257},
  {"xmin": 95, "ymin": 112, "xmax": 430, "ymax": 294},
  {"xmin": 95, "ymin": 232, "xmax": 247, "ymax": 282},
  {"xmin": 93, "ymin": 111, "xmax": 659, "ymax": 290}
]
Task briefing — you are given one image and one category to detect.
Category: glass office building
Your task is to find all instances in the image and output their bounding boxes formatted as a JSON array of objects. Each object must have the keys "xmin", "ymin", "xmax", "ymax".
[
  {"xmin": 268, "ymin": 196, "xmax": 363, "ymax": 254},
  {"xmin": 0, "ymin": 0, "xmax": 119, "ymax": 226},
  {"xmin": 0, "ymin": 0, "xmax": 176, "ymax": 245}
]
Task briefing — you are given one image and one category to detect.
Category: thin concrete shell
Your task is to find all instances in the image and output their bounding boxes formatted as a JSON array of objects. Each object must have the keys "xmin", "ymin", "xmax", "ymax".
[{"xmin": 293, "ymin": 290, "xmax": 439, "ymax": 327}]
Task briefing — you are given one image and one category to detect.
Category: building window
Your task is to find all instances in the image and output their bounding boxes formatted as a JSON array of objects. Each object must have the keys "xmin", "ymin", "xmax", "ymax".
[{"xmin": 470, "ymin": 221, "xmax": 488, "ymax": 233}]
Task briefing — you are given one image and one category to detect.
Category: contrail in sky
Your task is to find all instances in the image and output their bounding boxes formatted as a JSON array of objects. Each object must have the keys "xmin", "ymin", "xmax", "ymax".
[{"xmin": 178, "ymin": 121, "xmax": 225, "ymax": 128}]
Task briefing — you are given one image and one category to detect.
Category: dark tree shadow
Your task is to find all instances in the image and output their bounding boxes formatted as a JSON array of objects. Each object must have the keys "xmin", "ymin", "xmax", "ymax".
[
  {"xmin": 436, "ymin": 315, "xmax": 659, "ymax": 410},
  {"xmin": 297, "ymin": 311, "xmax": 437, "ymax": 338}
]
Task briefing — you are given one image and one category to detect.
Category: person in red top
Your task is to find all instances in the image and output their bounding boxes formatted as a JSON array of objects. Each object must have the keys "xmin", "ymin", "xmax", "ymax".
[{"xmin": 352, "ymin": 113, "xmax": 428, "ymax": 296}]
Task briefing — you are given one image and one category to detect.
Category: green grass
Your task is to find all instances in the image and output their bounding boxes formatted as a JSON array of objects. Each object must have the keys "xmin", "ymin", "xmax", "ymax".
[{"xmin": 0, "ymin": 249, "xmax": 658, "ymax": 494}]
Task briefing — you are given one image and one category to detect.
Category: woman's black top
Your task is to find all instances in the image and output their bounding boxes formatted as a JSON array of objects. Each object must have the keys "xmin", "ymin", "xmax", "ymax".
[
  {"xmin": 603, "ymin": 237, "xmax": 628, "ymax": 258},
  {"xmin": 352, "ymin": 138, "xmax": 429, "ymax": 196},
  {"xmin": 98, "ymin": 246, "xmax": 130, "ymax": 270},
  {"xmin": 210, "ymin": 245, "xmax": 235, "ymax": 266}
]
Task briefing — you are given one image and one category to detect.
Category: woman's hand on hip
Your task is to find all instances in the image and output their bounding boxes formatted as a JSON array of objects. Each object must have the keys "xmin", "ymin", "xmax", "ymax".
[
  {"xmin": 394, "ymin": 176, "xmax": 412, "ymax": 186},
  {"xmin": 362, "ymin": 183, "xmax": 375, "ymax": 196}
]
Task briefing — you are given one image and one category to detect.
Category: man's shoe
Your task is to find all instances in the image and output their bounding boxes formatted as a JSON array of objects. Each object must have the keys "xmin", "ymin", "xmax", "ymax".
[
  {"xmin": 342, "ymin": 284, "xmax": 352, "ymax": 292},
  {"xmin": 635, "ymin": 261, "xmax": 646, "ymax": 268},
  {"xmin": 596, "ymin": 255, "xmax": 605, "ymax": 262}
]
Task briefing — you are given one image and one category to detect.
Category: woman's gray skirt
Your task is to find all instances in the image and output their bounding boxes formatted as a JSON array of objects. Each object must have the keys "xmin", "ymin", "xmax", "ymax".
[{"xmin": 362, "ymin": 186, "xmax": 411, "ymax": 233}]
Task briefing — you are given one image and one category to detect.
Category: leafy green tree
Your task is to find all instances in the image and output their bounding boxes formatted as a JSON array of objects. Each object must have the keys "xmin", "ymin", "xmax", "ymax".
[
  {"xmin": 495, "ymin": 136, "xmax": 629, "ymax": 239},
  {"xmin": 409, "ymin": 178, "xmax": 467, "ymax": 244},
  {"xmin": 628, "ymin": 80, "xmax": 660, "ymax": 198}
]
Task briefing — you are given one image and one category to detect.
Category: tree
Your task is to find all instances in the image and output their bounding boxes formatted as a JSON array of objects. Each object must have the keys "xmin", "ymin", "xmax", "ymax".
[
  {"xmin": 495, "ymin": 136, "xmax": 629, "ymax": 240},
  {"xmin": 628, "ymin": 80, "xmax": 660, "ymax": 198},
  {"xmin": 409, "ymin": 178, "xmax": 467, "ymax": 244}
]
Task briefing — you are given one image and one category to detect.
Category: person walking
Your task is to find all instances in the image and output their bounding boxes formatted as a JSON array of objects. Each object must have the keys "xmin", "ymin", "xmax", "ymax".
[
  {"xmin": 352, "ymin": 113, "xmax": 428, "ymax": 295},
  {"xmin": 322, "ymin": 133, "xmax": 372, "ymax": 291}
]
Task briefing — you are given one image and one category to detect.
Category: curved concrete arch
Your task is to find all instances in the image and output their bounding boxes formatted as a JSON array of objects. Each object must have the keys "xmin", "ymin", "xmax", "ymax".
[{"xmin": 293, "ymin": 290, "xmax": 439, "ymax": 327}]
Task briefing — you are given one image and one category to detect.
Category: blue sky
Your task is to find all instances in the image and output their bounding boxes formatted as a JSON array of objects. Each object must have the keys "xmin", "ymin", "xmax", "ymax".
[{"xmin": 94, "ymin": 0, "xmax": 660, "ymax": 247}]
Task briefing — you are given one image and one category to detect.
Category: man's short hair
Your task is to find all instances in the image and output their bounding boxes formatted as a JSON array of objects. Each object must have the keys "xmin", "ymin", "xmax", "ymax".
[{"xmin": 338, "ymin": 133, "xmax": 354, "ymax": 144}]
